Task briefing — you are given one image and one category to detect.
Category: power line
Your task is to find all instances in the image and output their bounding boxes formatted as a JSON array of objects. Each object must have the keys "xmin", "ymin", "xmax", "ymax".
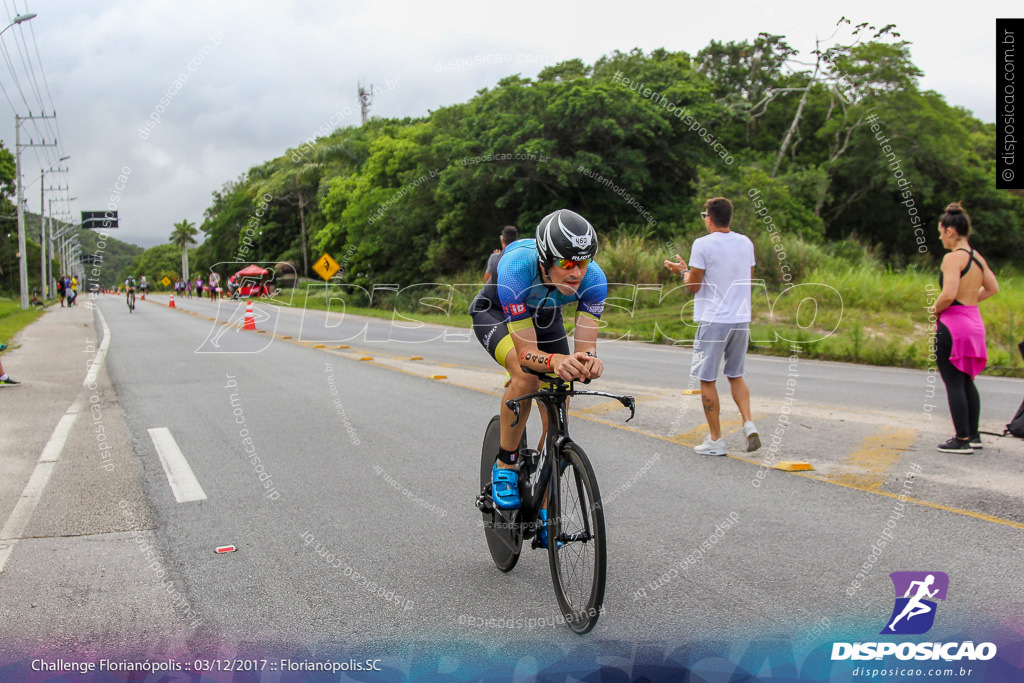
[
  {"xmin": 14, "ymin": 0, "xmax": 61, "ymax": 161},
  {"xmin": 0, "ymin": 1, "xmax": 63, "ymax": 168}
]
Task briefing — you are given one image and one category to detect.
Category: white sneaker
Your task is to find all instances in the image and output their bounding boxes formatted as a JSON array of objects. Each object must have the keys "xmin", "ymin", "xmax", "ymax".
[
  {"xmin": 743, "ymin": 421, "xmax": 761, "ymax": 452},
  {"xmin": 694, "ymin": 435, "xmax": 727, "ymax": 456}
]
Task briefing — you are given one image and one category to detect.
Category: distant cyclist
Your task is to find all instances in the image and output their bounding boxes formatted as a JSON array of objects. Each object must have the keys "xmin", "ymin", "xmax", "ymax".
[
  {"xmin": 124, "ymin": 275, "xmax": 137, "ymax": 307},
  {"xmin": 470, "ymin": 209, "xmax": 607, "ymax": 512}
]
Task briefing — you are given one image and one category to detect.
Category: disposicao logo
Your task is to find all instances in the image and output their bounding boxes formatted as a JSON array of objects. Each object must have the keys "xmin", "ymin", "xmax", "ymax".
[
  {"xmin": 831, "ymin": 571, "xmax": 997, "ymax": 663},
  {"xmin": 881, "ymin": 571, "xmax": 948, "ymax": 635}
]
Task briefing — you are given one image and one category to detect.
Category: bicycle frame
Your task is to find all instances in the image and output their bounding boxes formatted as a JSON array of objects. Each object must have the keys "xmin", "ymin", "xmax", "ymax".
[
  {"xmin": 504, "ymin": 376, "xmax": 635, "ymax": 536},
  {"xmin": 477, "ymin": 372, "xmax": 634, "ymax": 632}
]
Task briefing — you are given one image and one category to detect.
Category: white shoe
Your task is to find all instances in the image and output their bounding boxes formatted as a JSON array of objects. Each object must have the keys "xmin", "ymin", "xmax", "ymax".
[
  {"xmin": 694, "ymin": 435, "xmax": 727, "ymax": 456},
  {"xmin": 743, "ymin": 421, "xmax": 761, "ymax": 452}
]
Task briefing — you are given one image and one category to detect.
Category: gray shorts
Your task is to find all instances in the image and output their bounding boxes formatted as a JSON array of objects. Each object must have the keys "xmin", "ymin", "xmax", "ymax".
[{"xmin": 690, "ymin": 322, "xmax": 750, "ymax": 382}]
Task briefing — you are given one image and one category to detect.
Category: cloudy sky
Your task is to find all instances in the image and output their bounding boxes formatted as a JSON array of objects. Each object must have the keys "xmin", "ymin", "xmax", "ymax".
[{"xmin": 0, "ymin": 0, "xmax": 1016, "ymax": 248}]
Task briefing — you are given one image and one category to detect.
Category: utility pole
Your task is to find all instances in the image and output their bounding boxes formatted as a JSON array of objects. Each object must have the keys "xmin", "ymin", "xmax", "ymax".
[
  {"xmin": 41, "ymin": 183, "xmax": 67, "ymax": 299},
  {"xmin": 358, "ymin": 82, "xmax": 374, "ymax": 126},
  {"xmin": 40, "ymin": 170, "xmax": 43, "ymax": 298},
  {"xmin": 15, "ymin": 112, "xmax": 57, "ymax": 308},
  {"xmin": 40, "ymin": 157, "xmax": 69, "ymax": 300}
]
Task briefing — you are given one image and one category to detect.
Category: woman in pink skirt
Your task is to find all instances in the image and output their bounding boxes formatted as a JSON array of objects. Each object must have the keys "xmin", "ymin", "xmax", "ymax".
[{"xmin": 930, "ymin": 202, "xmax": 999, "ymax": 453}]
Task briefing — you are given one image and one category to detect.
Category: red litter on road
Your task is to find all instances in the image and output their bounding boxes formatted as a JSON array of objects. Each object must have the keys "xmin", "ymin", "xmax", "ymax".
[{"xmin": 215, "ymin": 545, "xmax": 237, "ymax": 554}]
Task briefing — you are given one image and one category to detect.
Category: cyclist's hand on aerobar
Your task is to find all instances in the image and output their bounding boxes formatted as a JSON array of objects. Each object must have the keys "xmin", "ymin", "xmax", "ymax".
[{"xmin": 553, "ymin": 352, "xmax": 603, "ymax": 382}]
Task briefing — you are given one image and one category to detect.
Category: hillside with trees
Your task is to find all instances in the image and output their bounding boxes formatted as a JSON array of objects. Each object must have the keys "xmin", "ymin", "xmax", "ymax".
[{"xmin": 154, "ymin": 20, "xmax": 1019, "ymax": 289}]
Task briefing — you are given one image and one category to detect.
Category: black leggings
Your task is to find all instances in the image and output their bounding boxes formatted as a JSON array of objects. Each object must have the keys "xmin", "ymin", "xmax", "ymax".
[{"xmin": 936, "ymin": 322, "xmax": 980, "ymax": 439}]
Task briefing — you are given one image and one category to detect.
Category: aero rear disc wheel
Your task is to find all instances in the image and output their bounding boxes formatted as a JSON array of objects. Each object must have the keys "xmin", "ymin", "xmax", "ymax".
[{"xmin": 480, "ymin": 415, "xmax": 525, "ymax": 572}]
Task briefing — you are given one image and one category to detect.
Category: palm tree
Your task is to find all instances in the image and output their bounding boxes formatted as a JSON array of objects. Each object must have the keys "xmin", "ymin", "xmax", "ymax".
[{"xmin": 169, "ymin": 219, "xmax": 198, "ymax": 282}]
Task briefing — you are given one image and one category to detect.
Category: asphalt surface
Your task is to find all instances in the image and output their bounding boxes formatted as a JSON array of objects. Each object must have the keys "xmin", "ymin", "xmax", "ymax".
[{"xmin": 1, "ymin": 293, "xmax": 1022, "ymax": 678}]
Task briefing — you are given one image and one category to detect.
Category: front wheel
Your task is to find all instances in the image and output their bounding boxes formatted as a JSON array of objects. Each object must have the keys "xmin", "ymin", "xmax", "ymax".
[{"xmin": 547, "ymin": 441, "xmax": 606, "ymax": 634}]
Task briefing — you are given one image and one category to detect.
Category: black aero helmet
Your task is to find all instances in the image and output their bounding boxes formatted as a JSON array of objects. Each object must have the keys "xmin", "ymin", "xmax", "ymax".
[{"xmin": 535, "ymin": 209, "xmax": 598, "ymax": 266}]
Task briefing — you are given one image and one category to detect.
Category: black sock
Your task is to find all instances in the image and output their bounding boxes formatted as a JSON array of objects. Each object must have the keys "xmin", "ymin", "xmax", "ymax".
[{"xmin": 496, "ymin": 447, "xmax": 518, "ymax": 465}]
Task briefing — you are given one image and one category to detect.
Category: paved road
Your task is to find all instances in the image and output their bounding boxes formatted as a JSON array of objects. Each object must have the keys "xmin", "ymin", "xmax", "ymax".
[{"xmin": 1, "ymin": 294, "xmax": 1021, "ymax": 680}]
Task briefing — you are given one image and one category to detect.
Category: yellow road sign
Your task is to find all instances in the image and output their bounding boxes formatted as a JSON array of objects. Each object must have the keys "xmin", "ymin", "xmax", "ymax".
[
  {"xmin": 313, "ymin": 253, "xmax": 341, "ymax": 281},
  {"xmin": 161, "ymin": 276, "xmax": 171, "ymax": 287}
]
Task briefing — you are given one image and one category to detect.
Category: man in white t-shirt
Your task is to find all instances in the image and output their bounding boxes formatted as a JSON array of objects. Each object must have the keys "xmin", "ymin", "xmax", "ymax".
[{"xmin": 664, "ymin": 196, "xmax": 760, "ymax": 456}]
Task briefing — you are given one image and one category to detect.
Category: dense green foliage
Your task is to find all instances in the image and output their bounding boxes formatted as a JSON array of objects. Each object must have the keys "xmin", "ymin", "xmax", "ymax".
[
  {"xmin": 147, "ymin": 21, "xmax": 1024, "ymax": 290},
  {"xmin": 0, "ymin": 141, "xmax": 19, "ymax": 294}
]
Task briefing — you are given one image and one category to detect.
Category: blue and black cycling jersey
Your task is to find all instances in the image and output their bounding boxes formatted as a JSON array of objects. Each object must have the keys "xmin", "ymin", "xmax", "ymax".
[
  {"xmin": 471, "ymin": 239, "xmax": 607, "ymax": 367},
  {"xmin": 477, "ymin": 239, "xmax": 607, "ymax": 325}
]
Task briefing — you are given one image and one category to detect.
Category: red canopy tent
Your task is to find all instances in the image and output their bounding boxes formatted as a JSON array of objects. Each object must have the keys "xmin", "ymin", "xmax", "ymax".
[
  {"xmin": 235, "ymin": 264, "xmax": 269, "ymax": 277},
  {"xmin": 231, "ymin": 265, "xmax": 272, "ymax": 297}
]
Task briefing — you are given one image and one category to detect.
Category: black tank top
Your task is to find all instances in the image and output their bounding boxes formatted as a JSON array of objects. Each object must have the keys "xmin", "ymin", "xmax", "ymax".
[{"xmin": 938, "ymin": 247, "xmax": 982, "ymax": 306}]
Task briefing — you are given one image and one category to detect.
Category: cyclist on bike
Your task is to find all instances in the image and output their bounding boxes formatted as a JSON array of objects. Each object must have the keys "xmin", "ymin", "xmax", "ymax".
[
  {"xmin": 125, "ymin": 275, "xmax": 137, "ymax": 306},
  {"xmin": 139, "ymin": 276, "xmax": 149, "ymax": 297},
  {"xmin": 471, "ymin": 209, "xmax": 607, "ymax": 511}
]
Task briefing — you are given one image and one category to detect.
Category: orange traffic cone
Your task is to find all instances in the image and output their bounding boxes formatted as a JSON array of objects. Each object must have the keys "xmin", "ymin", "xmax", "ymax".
[
  {"xmin": 169, "ymin": 293, "xmax": 176, "ymax": 308},
  {"xmin": 243, "ymin": 300, "xmax": 257, "ymax": 330}
]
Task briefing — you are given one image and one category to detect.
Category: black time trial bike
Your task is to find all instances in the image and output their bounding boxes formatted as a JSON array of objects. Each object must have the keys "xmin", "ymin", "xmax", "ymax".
[{"xmin": 475, "ymin": 369, "xmax": 634, "ymax": 634}]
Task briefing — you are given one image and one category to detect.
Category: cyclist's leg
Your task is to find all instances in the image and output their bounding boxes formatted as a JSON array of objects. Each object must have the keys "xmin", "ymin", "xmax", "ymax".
[
  {"xmin": 499, "ymin": 347, "xmax": 538, "ymax": 453},
  {"xmin": 470, "ymin": 296, "xmax": 539, "ymax": 458},
  {"xmin": 494, "ymin": 310, "xmax": 569, "ymax": 456}
]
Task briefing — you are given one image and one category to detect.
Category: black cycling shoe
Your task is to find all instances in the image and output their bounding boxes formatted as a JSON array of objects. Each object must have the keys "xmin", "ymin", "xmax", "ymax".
[{"xmin": 937, "ymin": 437, "xmax": 972, "ymax": 454}]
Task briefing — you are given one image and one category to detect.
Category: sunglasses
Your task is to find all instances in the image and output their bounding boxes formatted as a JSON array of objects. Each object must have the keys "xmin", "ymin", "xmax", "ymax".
[
  {"xmin": 700, "ymin": 211, "xmax": 708, "ymax": 218},
  {"xmin": 554, "ymin": 257, "xmax": 591, "ymax": 270}
]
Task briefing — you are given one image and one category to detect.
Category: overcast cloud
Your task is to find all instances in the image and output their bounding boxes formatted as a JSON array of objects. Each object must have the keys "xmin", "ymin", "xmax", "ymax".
[{"xmin": 0, "ymin": 0, "xmax": 1015, "ymax": 247}]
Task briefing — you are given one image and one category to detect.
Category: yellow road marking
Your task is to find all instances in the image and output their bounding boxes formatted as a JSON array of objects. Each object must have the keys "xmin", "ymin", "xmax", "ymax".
[
  {"xmin": 831, "ymin": 426, "xmax": 917, "ymax": 489},
  {"xmin": 776, "ymin": 461, "xmax": 814, "ymax": 472}
]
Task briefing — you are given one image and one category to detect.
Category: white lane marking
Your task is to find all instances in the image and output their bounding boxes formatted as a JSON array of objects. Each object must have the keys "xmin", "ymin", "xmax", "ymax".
[
  {"xmin": 148, "ymin": 428, "xmax": 207, "ymax": 503},
  {"xmin": 0, "ymin": 306, "xmax": 113, "ymax": 573}
]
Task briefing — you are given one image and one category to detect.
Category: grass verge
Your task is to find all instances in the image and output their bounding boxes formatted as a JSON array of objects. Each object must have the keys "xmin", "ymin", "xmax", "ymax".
[{"xmin": 0, "ymin": 297, "xmax": 47, "ymax": 351}]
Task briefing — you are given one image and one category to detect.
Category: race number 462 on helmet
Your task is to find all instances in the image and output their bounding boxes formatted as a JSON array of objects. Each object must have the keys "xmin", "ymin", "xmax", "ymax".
[{"xmin": 535, "ymin": 209, "xmax": 599, "ymax": 266}]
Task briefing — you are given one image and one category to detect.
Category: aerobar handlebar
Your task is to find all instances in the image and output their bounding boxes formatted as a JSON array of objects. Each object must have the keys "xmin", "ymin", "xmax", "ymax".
[{"xmin": 505, "ymin": 368, "xmax": 636, "ymax": 427}]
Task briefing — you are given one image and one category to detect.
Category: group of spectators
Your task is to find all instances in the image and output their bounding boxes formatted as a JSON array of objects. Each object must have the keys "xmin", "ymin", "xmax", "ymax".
[
  {"xmin": 173, "ymin": 272, "xmax": 223, "ymax": 299},
  {"xmin": 54, "ymin": 275, "xmax": 79, "ymax": 307}
]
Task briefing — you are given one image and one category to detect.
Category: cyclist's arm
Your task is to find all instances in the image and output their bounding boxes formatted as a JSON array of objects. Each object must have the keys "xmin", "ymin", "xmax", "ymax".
[
  {"xmin": 568, "ymin": 268, "xmax": 607, "ymax": 379},
  {"xmin": 508, "ymin": 319, "xmax": 587, "ymax": 381},
  {"xmin": 572, "ymin": 313, "xmax": 603, "ymax": 380}
]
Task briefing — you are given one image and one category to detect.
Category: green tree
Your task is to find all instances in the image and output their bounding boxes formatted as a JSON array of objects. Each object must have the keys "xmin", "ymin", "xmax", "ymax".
[
  {"xmin": 195, "ymin": 178, "xmax": 254, "ymax": 271},
  {"xmin": 824, "ymin": 89, "xmax": 1024, "ymax": 262},
  {"xmin": 771, "ymin": 19, "xmax": 920, "ymax": 181},
  {"xmin": 250, "ymin": 161, "xmax": 321, "ymax": 276},
  {"xmin": 129, "ymin": 243, "xmax": 181, "ymax": 287},
  {"xmin": 0, "ymin": 142, "xmax": 18, "ymax": 294},
  {"xmin": 695, "ymin": 33, "xmax": 798, "ymax": 144}
]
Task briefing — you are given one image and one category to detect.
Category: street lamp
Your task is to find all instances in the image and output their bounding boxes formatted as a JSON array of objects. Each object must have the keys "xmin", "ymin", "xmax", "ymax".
[
  {"xmin": 1, "ymin": 13, "xmax": 36, "ymax": 35},
  {"xmin": 7, "ymin": 11, "xmax": 39, "ymax": 309},
  {"xmin": 53, "ymin": 221, "xmax": 76, "ymax": 279}
]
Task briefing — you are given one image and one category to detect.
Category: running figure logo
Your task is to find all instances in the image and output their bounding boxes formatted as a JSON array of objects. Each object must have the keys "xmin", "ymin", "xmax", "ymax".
[{"xmin": 881, "ymin": 571, "xmax": 949, "ymax": 635}]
